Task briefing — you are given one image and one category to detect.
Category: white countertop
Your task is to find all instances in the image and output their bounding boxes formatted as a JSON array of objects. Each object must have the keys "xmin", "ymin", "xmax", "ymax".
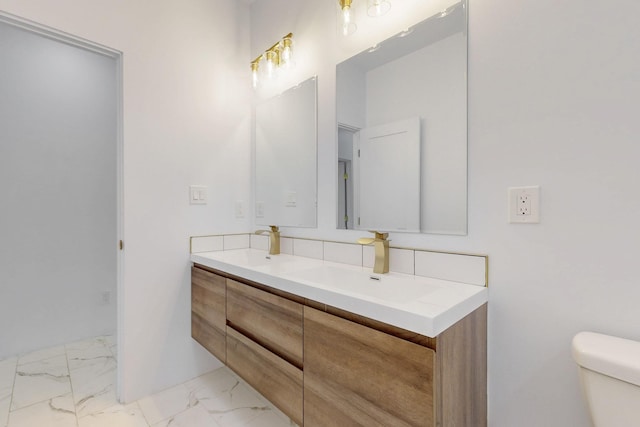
[{"xmin": 191, "ymin": 249, "xmax": 488, "ymax": 338}]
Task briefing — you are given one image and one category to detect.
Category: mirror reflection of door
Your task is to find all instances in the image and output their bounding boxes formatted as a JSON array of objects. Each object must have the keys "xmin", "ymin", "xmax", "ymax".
[
  {"xmin": 337, "ymin": 126, "xmax": 357, "ymax": 229},
  {"xmin": 354, "ymin": 117, "xmax": 421, "ymax": 232}
]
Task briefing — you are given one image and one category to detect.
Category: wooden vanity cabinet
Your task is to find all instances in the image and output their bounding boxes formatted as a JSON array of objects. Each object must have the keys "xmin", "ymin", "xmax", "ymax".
[
  {"xmin": 225, "ymin": 279, "xmax": 304, "ymax": 425},
  {"xmin": 304, "ymin": 307, "xmax": 436, "ymax": 427},
  {"xmin": 304, "ymin": 304, "xmax": 487, "ymax": 427},
  {"xmin": 191, "ymin": 264, "xmax": 487, "ymax": 427},
  {"xmin": 191, "ymin": 266, "xmax": 226, "ymax": 362}
]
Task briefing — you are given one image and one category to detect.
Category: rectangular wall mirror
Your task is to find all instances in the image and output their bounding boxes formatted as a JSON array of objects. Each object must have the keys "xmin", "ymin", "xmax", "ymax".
[
  {"xmin": 255, "ymin": 76, "xmax": 318, "ymax": 227},
  {"xmin": 336, "ymin": 1, "xmax": 467, "ymax": 235}
]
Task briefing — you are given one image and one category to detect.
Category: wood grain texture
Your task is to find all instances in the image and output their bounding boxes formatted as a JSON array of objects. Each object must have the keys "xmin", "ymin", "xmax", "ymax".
[
  {"xmin": 191, "ymin": 266, "xmax": 226, "ymax": 362},
  {"xmin": 435, "ymin": 303, "xmax": 487, "ymax": 427},
  {"xmin": 226, "ymin": 278, "xmax": 303, "ymax": 368},
  {"xmin": 191, "ymin": 266, "xmax": 226, "ymax": 329},
  {"xmin": 192, "ymin": 311, "xmax": 226, "ymax": 362},
  {"xmin": 226, "ymin": 327, "xmax": 303, "ymax": 426},
  {"xmin": 304, "ymin": 307, "xmax": 436, "ymax": 427}
]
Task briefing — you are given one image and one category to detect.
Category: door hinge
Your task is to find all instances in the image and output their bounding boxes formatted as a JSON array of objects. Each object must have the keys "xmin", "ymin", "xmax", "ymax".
[
  {"xmin": 357, "ymin": 149, "xmax": 361, "ymax": 157},
  {"xmin": 119, "ymin": 240, "xmax": 124, "ymax": 250},
  {"xmin": 358, "ymin": 217, "xmax": 361, "ymax": 226},
  {"xmin": 343, "ymin": 172, "xmax": 349, "ymax": 180}
]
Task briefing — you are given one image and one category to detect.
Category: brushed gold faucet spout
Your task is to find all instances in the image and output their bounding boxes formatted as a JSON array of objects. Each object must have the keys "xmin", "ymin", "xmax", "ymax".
[
  {"xmin": 357, "ymin": 231, "xmax": 389, "ymax": 274},
  {"xmin": 255, "ymin": 225, "xmax": 280, "ymax": 255}
]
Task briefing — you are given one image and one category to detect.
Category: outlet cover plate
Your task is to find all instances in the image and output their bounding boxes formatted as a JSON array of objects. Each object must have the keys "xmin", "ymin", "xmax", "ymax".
[{"xmin": 508, "ymin": 186, "xmax": 540, "ymax": 223}]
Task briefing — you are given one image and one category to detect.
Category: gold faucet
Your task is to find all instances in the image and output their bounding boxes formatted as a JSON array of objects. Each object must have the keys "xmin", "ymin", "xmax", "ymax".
[
  {"xmin": 357, "ymin": 231, "xmax": 389, "ymax": 274},
  {"xmin": 255, "ymin": 225, "xmax": 280, "ymax": 255}
]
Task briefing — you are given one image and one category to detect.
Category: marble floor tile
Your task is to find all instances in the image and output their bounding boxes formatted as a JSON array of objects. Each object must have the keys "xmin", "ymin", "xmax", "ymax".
[
  {"xmin": 7, "ymin": 393, "xmax": 77, "ymax": 427},
  {"xmin": 17, "ymin": 346, "xmax": 66, "ymax": 366},
  {"xmin": 70, "ymin": 358, "xmax": 117, "ymax": 418},
  {"xmin": 199, "ymin": 380, "xmax": 272, "ymax": 427},
  {"xmin": 137, "ymin": 383, "xmax": 195, "ymax": 426},
  {"xmin": 77, "ymin": 402, "xmax": 148, "ymax": 427},
  {"xmin": 0, "ymin": 357, "xmax": 17, "ymax": 427},
  {"xmin": 150, "ymin": 404, "xmax": 217, "ymax": 427},
  {"xmin": 184, "ymin": 368, "xmax": 240, "ymax": 402},
  {"xmin": 237, "ymin": 411, "xmax": 295, "ymax": 427},
  {"xmin": 66, "ymin": 338, "xmax": 113, "ymax": 371},
  {"xmin": 11, "ymin": 354, "xmax": 71, "ymax": 411}
]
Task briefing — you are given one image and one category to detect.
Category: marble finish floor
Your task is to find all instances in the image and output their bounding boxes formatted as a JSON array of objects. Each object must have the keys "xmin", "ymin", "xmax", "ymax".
[{"xmin": 0, "ymin": 336, "xmax": 295, "ymax": 427}]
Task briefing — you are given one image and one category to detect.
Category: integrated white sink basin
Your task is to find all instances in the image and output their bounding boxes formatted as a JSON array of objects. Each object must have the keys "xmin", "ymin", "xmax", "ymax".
[
  {"xmin": 191, "ymin": 248, "xmax": 487, "ymax": 337},
  {"xmin": 287, "ymin": 265, "xmax": 437, "ymax": 304}
]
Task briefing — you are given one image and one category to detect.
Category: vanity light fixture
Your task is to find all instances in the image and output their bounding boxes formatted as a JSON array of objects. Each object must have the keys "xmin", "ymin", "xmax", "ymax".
[
  {"xmin": 250, "ymin": 33, "xmax": 294, "ymax": 89},
  {"xmin": 338, "ymin": 0, "xmax": 357, "ymax": 36},
  {"xmin": 367, "ymin": 0, "xmax": 391, "ymax": 17}
]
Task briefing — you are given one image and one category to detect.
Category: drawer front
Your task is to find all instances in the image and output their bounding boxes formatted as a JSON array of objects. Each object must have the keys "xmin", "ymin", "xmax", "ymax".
[
  {"xmin": 191, "ymin": 266, "xmax": 226, "ymax": 329},
  {"xmin": 192, "ymin": 311, "xmax": 225, "ymax": 362},
  {"xmin": 226, "ymin": 327, "xmax": 303, "ymax": 426},
  {"xmin": 191, "ymin": 266, "xmax": 226, "ymax": 361},
  {"xmin": 226, "ymin": 279, "xmax": 303, "ymax": 368},
  {"xmin": 304, "ymin": 307, "xmax": 436, "ymax": 427}
]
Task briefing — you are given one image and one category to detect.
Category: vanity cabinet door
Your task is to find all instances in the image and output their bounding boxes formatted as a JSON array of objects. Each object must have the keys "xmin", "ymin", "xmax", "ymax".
[
  {"xmin": 191, "ymin": 266, "xmax": 226, "ymax": 362},
  {"xmin": 226, "ymin": 327, "xmax": 304, "ymax": 426},
  {"xmin": 304, "ymin": 307, "xmax": 436, "ymax": 427},
  {"xmin": 226, "ymin": 279, "xmax": 303, "ymax": 368}
]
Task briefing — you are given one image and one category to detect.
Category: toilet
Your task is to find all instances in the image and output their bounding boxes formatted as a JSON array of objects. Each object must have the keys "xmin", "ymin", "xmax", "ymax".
[{"xmin": 572, "ymin": 331, "xmax": 640, "ymax": 427}]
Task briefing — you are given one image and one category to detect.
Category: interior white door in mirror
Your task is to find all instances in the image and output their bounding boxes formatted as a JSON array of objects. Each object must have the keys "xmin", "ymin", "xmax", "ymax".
[
  {"xmin": 355, "ymin": 117, "xmax": 420, "ymax": 232},
  {"xmin": 255, "ymin": 77, "xmax": 317, "ymax": 227}
]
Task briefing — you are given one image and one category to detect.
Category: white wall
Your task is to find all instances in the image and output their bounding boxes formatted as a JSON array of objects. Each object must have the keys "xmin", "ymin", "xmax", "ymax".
[
  {"xmin": 250, "ymin": 0, "xmax": 640, "ymax": 426},
  {"xmin": 0, "ymin": 21, "xmax": 117, "ymax": 359},
  {"xmin": 0, "ymin": 0, "xmax": 252, "ymax": 402}
]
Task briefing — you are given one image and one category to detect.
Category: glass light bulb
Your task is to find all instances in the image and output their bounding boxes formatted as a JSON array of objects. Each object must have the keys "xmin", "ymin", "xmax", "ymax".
[
  {"xmin": 341, "ymin": 5, "xmax": 357, "ymax": 36},
  {"xmin": 266, "ymin": 51, "xmax": 275, "ymax": 79},
  {"xmin": 367, "ymin": 0, "xmax": 391, "ymax": 17},
  {"xmin": 281, "ymin": 38, "xmax": 293, "ymax": 67}
]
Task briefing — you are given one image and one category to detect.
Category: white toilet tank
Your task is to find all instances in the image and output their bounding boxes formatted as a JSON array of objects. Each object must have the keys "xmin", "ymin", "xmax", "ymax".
[{"xmin": 572, "ymin": 331, "xmax": 640, "ymax": 427}]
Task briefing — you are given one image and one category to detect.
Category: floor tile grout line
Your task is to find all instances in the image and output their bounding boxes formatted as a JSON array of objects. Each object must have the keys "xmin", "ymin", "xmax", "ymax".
[
  {"xmin": 4, "ymin": 357, "xmax": 17, "ymax": 427},
  {"xmin": 63, "ymin": 342, "xmax": 80, "ymax": 427}
]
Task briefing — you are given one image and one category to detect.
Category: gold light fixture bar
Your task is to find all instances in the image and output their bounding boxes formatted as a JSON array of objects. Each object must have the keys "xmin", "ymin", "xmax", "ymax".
[{"xmin": 251, "ymin": 33, "xmax": 294, "ymax": 88}]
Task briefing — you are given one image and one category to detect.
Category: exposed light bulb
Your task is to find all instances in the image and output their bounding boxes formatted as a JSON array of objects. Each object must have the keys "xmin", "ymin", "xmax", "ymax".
[
  {"xmin": 251, "ymin": 62, "xmax": 259, "ymax": 89},
  {"xmin": 265, "ymin": 50, "xmax": 276, "ymax": 79},
  {"xmin": 339, "ymin": 0, "xmax": 357, "ymax": 36},
  {"xmin": 281, "ymin": 37, "xmax": 293, "ymax": 68},
  {"xmin": 367, "ymin": 0, "xmax": 390, "ymax": 17}
]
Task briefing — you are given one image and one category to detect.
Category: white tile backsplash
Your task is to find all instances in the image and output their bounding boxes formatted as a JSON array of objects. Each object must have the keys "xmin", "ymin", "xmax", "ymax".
[
  {"xmin": 389, "ymin": 248, "xmax": 415, "ymax": 275},
  {"xmin": 415, "ymin": 251, "xmax": 487, "ymax": 286},
  {"xmin": 250, "ymin": 234, "xmax": 269, "ymax": 251},
  {"xmin": 190, "ymin": 236, "xmax": 223, "ymax": 253},
  {"xmin": 223, "ymin": 234, "xmax": 250, "ymax": 250},
  {"xmin": 280, "ymin": 237, "xmax": 294, "ymax": 255},
  {"xmin": 363, "ymin": 246, "xmax": 414, "ymax": 275},
  {"xmin": 191, "ymin": 234, "xmax": 488, "ymax": 287},
  {"xmin": 323, "ymin": 242, "xmax": 362, "ymax": 266},
  {"xmin": 293, "ymin": 239, "xmax": 323, "ymax": 260}
]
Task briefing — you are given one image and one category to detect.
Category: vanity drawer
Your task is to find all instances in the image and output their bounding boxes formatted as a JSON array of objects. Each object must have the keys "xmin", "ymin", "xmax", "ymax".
[
  {"xmin": 304, "ymin": 307, "xmax": 436, "ymax": 427},
  {"xmin": 191, "ymin": 266, "xmax": 226, "ymax": 362},
  {"xmin": 226, "ymin": 326, "xmax": 303, "ymax": 426},
  {"xmin": 226, "ymin": 278, "xmax": 303, "ymax": 368}
]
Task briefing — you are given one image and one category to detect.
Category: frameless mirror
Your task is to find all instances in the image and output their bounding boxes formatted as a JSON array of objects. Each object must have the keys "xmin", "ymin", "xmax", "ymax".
[
  {"xmin": 336, "ymin": 2, "xmax": 467, "ymax": 235},
  {"xmin": 255, "ymin": 76, "xmax": 318, "ymax": 227}
]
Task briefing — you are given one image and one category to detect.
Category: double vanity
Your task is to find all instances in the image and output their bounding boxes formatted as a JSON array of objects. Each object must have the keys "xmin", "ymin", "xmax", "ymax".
[{"xmin": 190, "ymin": 247, "xmax": 487, "ymax": 426}]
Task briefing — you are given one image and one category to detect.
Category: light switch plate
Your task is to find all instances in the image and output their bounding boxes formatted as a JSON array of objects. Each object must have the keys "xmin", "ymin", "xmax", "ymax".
[
  {"xmin": 508, "ymin": 186, "xmax": 540, "ymax": 223},
  {"xmin": 189, "ymin": 185, "xmax": 207, "ymax": 205}
]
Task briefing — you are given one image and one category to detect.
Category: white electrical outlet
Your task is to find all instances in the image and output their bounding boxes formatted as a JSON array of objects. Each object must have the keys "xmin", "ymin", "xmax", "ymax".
[
  {"xmin": 256, "ymin": 201, "xmax": 265, "ymax": 218},
  {"xmin": 508, "ymin": 186, "xmax": 540, "ymax": 223},
  {"xmin": 235, "ymin": 201, "xmax": 244, "ymax": 218}
]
